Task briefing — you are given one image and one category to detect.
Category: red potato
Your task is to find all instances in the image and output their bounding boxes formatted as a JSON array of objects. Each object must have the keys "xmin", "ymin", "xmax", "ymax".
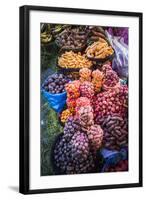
[
  {"xmin": 80, "ymin": 81, "xmax": 95, "ymax": 99},
  {"xmin": 94, "ymin": 85, "xmax": 128, "ymax": 123},
  {"xmin": 98, "ymin": 113, "xmax": 128, "ymax": 150}
]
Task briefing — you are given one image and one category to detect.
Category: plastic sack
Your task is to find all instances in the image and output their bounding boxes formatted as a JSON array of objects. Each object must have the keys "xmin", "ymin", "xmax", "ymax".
[
  {"xmin": 106, "ymin": 27, "xmax": 128, "ymax": 45},
  {"xmin": 120, "ymin": 78, "xmax": 127, "ymax": 85},
  {"xmin": 106, "ymin": 30, "xmax": 128, "ymax": 78},
  {"xmin": 100, "ymin": 148, "xmax": 128, "ymax": 172},
  {"xmin": 42, "ymin": 89, "xmax": 67, "ymax": 113}
]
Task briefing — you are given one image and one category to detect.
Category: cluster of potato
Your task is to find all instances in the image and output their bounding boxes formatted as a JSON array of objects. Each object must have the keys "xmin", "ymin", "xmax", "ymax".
[
  {"xmin": 78, "ymin": 106, "xmax": 94, "ymax": 131},
  {"xmin": 100, "ymin": 114, "xmax": 128, "ymax": 150},
  {"xmin": 89, "ymin": 26, "xmax": 107, "ymax": 41},
  {"xmin": 75, "ymin": 97, "xmax": 91, "ymax": 113},
  {"xmin": 94, "ymin": 85, "xmax": 128, "ymax": 124},
  {"xmin": 92, "ymin": 69, "xmax": 104, "ymax": 92},
  {"xmin": 103, "ymin": 70, "xmax": 120, "ymax": 91},
  {"xmin": 80, "ymin": 81, "xmax": 95, "ymax": 99},
  {"xmin": 79, "ymin": 68, "xmax": 92, "ymax": 82},
  {"xmin": 87, "ymin": 125, "xmax": 103, "ymax": 154},
  {"xmin": 60, "ymin": 109, "xmax": 72, "ymax": 123},
  {"xmin": 41, "ymin": 24, "xmax": 69, "ymax": 44},
  {"xmin": 56, "ymin": 27, "xmax": 88, "ymax": 50},
  {"xmin": 65, "ymin": 80, "xmax": 80, "ymax": 99}
]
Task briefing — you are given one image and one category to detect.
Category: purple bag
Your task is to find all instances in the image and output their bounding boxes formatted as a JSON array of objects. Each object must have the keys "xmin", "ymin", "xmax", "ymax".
[{"xmin": 106, "ymin": 30, "xmax": 128, "ymax": 78}]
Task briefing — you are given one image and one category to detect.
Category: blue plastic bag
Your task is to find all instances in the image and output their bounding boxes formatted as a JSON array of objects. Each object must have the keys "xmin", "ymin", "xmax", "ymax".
[
  {"xmin": 100, "ymin": 148, "xmax": 128, "ymax": 172},
  {"xmin": 42, "ymin": 89, "xmax": 67, "ymax": 113}
]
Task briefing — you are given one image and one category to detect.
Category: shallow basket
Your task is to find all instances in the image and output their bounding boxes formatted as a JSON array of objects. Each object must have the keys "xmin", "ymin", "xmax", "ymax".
[
  {"xmin": 56, "ymin": 42, "xmax": 87, "ymax": 54},
  {"xmin": 86, "ymin": 37, "xmax": 115, "ymax": 64},
  {"xmin": 87, "ymin": 51, "xmax": 115, "ymax": 64}
]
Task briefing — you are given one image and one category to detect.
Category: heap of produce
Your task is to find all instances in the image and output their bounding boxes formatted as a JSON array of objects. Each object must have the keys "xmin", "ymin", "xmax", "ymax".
[
  {"xmin": 41, "ymin": 31, "xmax": 52, "ymax": 44},
  {"xmin": 66, "ymin": 98, "xmax": 76, "ymax": 112},
  {"xmin": 41, "ymin": 24, "xmax": 69, "ymax": 44},
  {"xmin": 54, "ymin": 130, "xmax": 95, "ymax": 174},
  {"xmin": 56, "ymin": 27, "xmax": 88, "ymax": 50},
  {"xmin": 41, "ymin": 24, "xmax": 53, "ymax": 44},
  {"xmin": 92, "ymin": 69, "xmax": 104, "ymax": 92},
  {"xmin": 104, "ymin": 160, "xmax": 128, "ymax": 172},
  {"xmin": 53, "ymin": 134, "xmax": 72, "ymax": 173},
  {"xmin": 70, "ymin": 131, "xmax": 89, "ymax": 161},
  {"xmin": 101, "ymin": 63, "xmax": 112, "ymax": 74},
  {"xmin": 58, "ymin": 51, "xmax": 92, "ymax": 69},
  {"xmin": 86, "ymin": 38, "xmax": 114, "ymax": 59},
  {"xmin": 87, "ymin": 125, "xmax": 103, "ymax": 154},
  {"xmin": 100, "ymin": 114, "xmax": 128, "ymax": 150},
  {"xmin": 94, "ymin": 85, "xmax": 128, "ymax": 123},
  {"xmin": 42, "ymin": 73, "xmax": 70, "ymax": 94},
  {"xmin": 89, "ymin": 26, "xmax": 107, "ymax": 41},
  {"xmin": 78, "ymin": 106, "xmax": 94, "ymax": 131},
  {"xmin": 75, "ymin": 97, "xmax": 91, "ymax": 113},
  {"xmin": 65, "ymin": 80, "xmax": 80, "ymax": 99},
  {"xmin": 80, "ymin": 81, "xmax": 95, "ymax": 99},
  {"xmin": 63, "ymin": 117, "xmax": 81, "ymax": 141},
  {"xmin": 60, "ymin": 109, "xmax": 73, "ymax": 123},
  {"xmin": 103, "ymin": 70, "xmax": 119, "ymax": 90},
  {"xmin": 79, "ymin": 68, "xmax": 92, "ymax": 82}
]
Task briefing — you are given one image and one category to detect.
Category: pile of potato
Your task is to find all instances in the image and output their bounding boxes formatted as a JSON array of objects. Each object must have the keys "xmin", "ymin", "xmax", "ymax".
[
  {"xmin": 58, "ymin": 51, "xmax": 92, "ymax": 69},
  {"xmin": 86, "ymin": 38, "xmax": 114, "ymax": 59}
]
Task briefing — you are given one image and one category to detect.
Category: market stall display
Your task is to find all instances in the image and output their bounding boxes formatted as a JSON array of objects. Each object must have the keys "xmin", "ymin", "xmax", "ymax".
[{"xmin": 41, "ymin": 24, "xmax": 129, "ymax": 176}]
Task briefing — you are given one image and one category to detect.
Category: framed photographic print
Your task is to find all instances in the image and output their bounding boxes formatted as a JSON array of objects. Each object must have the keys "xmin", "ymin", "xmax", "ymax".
[{"xmin": 19, "ymin": 5, "xmax": 143, "ymax": 194}]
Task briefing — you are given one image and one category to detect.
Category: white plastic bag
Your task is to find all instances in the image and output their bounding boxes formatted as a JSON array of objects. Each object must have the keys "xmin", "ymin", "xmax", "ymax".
[{"xmin": 106, "ymin": 31, "xmax": 128, "ymax": 78}]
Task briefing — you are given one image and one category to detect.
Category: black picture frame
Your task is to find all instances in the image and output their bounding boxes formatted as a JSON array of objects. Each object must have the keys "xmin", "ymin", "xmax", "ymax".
[{"xmin": 19, "ymin": 5, "xmax": 143, "ymax": 194}]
